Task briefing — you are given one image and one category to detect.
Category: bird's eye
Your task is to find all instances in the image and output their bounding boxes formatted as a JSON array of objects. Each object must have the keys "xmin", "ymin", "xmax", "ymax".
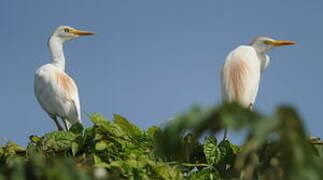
[
  {"xmin": 264, "ymin": 40, "xmax": 272, "ymax": 45},
  {"xmin": 64, "ymin": 28, "xmax": 70, "ymax": 33}
]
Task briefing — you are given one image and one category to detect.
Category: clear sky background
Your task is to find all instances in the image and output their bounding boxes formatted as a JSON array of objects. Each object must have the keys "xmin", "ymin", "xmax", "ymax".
[{"xmin": 0, "ymin": 1, "xmax": 322, "ymax": 146}]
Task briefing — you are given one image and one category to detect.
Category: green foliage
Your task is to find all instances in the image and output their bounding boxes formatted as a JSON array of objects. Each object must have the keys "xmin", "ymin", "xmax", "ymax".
[
  {"xmin": 158, "ymin": 103, "xmax": 323, "ymax": 179},
  {"xmin": 0, "ymin": 113, "xmax": 185, "ymax": 180},
  {"xmin": 0, "ymin": 103, "xmax": 323, "ymax": 180}
]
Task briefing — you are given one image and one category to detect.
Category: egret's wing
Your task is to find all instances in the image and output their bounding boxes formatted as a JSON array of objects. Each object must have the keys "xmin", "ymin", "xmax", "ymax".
[
  {"xmin": 221, "ymin": 46, "xmax": 261, "ymax": 107},
  {"xmin": 55, "ymin": 71, "xmax": 81, "ymax": 123},
  {"xmin": 34, "ymin": 65, "xmax": 81, "ymax": 123}
]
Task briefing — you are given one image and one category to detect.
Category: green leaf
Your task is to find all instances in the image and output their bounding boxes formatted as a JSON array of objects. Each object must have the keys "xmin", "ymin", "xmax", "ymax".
[
  {"xmin": 101, "ymin": 121, "xmax": 126, "ymax": 138},
  {"xmin": 93, "ymin": 154, "xmax": 110, "ymax": 168},
  {"xmin": 95, "ymin": 141, "xmax": 108, "ymax": 151},
  {"xmin": 90, "ymin": 113, "xmax": 108, "ymax": 125},
  {"xmin": 113, "ymin": 114, "xmax": 142, "ymax": 137},
  {"xmin": 44, "ymin": 131, "xmax": 77, "ymax": 150},
  {"xmin": 29, "ymin": 135, "xmax": 43, "ymax": 144},
  {"xmin": 69, "ymin": 123, "xmax": 84, "ymax": 134},
  {"xmin": 216, "ymin": 140, "xmax": 238, "ymax": 169},
  {"xmin": 71, "ymin": 142, "xmax": 79, "ymax": 156},
  {"xmin": 203, "ymin": 136, "xmax": 220, "ymax": 167}
]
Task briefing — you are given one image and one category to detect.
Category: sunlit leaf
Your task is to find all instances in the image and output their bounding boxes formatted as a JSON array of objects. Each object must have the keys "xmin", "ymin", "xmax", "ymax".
[
  {"xmin": 29, "ymin": 135, "xmax": 43, "ymax": 144},
  {"xmin": 95, "ymin": 141, "xmax": 108, "ymax": 151},
  {"xmin": 113, "ymin": 114, "xmax": 141, "ymax": 138},
  {"xmin": 203, "ymin": 136, "xmax": 221, "ymax": 167}
]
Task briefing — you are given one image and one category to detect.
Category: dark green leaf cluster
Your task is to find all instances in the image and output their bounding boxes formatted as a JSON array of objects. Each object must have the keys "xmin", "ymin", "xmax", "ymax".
[{"xmin": 158, "ymin": 103, "xmax": 323, "ymax": 180}]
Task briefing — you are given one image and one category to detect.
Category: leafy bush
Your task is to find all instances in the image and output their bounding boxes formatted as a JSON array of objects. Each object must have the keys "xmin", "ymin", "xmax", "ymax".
[{"xmin": 0, "ymin": 103, "xmax": 322, "ymax": 180}]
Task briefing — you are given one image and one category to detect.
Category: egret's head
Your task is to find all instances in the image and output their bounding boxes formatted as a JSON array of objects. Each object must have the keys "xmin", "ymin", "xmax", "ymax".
[
  {"xmin": 251, "ymin": 36, "xmax": 295, "ymax": 53},
  {"xmin": 49, "ymin": 25, "xmax": 95, "ymax": 43}
]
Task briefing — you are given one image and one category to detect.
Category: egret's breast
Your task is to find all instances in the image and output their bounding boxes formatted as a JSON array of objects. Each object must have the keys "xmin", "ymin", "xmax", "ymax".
[{"xmin": 228, "ymin": 59, "xmax": 250, "ymax": 102}]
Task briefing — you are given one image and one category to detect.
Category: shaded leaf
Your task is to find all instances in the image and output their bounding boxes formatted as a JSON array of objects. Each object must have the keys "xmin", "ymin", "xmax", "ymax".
[{"xmin": 69, "ymin": 123, "xmax": 84, "ymax": 134}]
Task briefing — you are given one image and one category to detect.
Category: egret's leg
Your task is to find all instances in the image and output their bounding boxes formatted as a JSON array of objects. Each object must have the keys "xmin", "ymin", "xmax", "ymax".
[
  {"xmin": 62, "ymin": 119, "xmax": 71, "ymax": 131},
  {"xmin": 51, "ymin": 116, "xmax": 64, "ymax": 131},
  {"xmin": 223, "ymin": 127, "xmax": 228, "ymax": 141}
]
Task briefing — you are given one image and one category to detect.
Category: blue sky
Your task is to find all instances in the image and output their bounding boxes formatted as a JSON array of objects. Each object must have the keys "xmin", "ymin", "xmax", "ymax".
[{"xmin": 0, "ymin": 1, "xmax": 322, "ymax": 145}]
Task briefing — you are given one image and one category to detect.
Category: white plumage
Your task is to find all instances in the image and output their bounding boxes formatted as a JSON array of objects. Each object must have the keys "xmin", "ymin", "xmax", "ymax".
[
  {"xmin": 221, "ymin": 36, "xmax": 295, "ymax": 139},
  {"xmin": 34, "ymin": 26, "xmax": 95, "ymax": 131},
  {"xmin": 222, "ymin": 46, "xmax": 261, "ymax": 108}
]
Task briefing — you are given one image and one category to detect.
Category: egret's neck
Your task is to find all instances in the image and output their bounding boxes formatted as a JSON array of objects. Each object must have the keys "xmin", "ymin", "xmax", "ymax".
[
  {"xmin": 48, "ymin": 37, "xmax": 65, "ymax": 71},
  {"xmin": 256, "ymin": 52, "xmax": 267, "ymax": 60},
  {"xmin": 256, "ymin": 51, "xmax": 270, "ymax": 72}
]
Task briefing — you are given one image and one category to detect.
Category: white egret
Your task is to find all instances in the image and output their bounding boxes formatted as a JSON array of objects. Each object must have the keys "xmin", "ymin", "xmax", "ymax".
[
  {"xmin": 221, "ymin": 36, "xmax": 295, "ymax": 140},
  {"xmin": 34, "ymin": 26, "xmax": 95, "ymax": 131}
]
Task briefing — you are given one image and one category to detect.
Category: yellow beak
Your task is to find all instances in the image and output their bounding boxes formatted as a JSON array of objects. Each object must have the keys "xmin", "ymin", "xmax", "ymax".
[
  {"xmin": 272, "ymin": 40, "xmax": 296, "ymax": 46},
  {"xmin": 70, "ymin": 29, "xmax": 96, "ymax": 36}
]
